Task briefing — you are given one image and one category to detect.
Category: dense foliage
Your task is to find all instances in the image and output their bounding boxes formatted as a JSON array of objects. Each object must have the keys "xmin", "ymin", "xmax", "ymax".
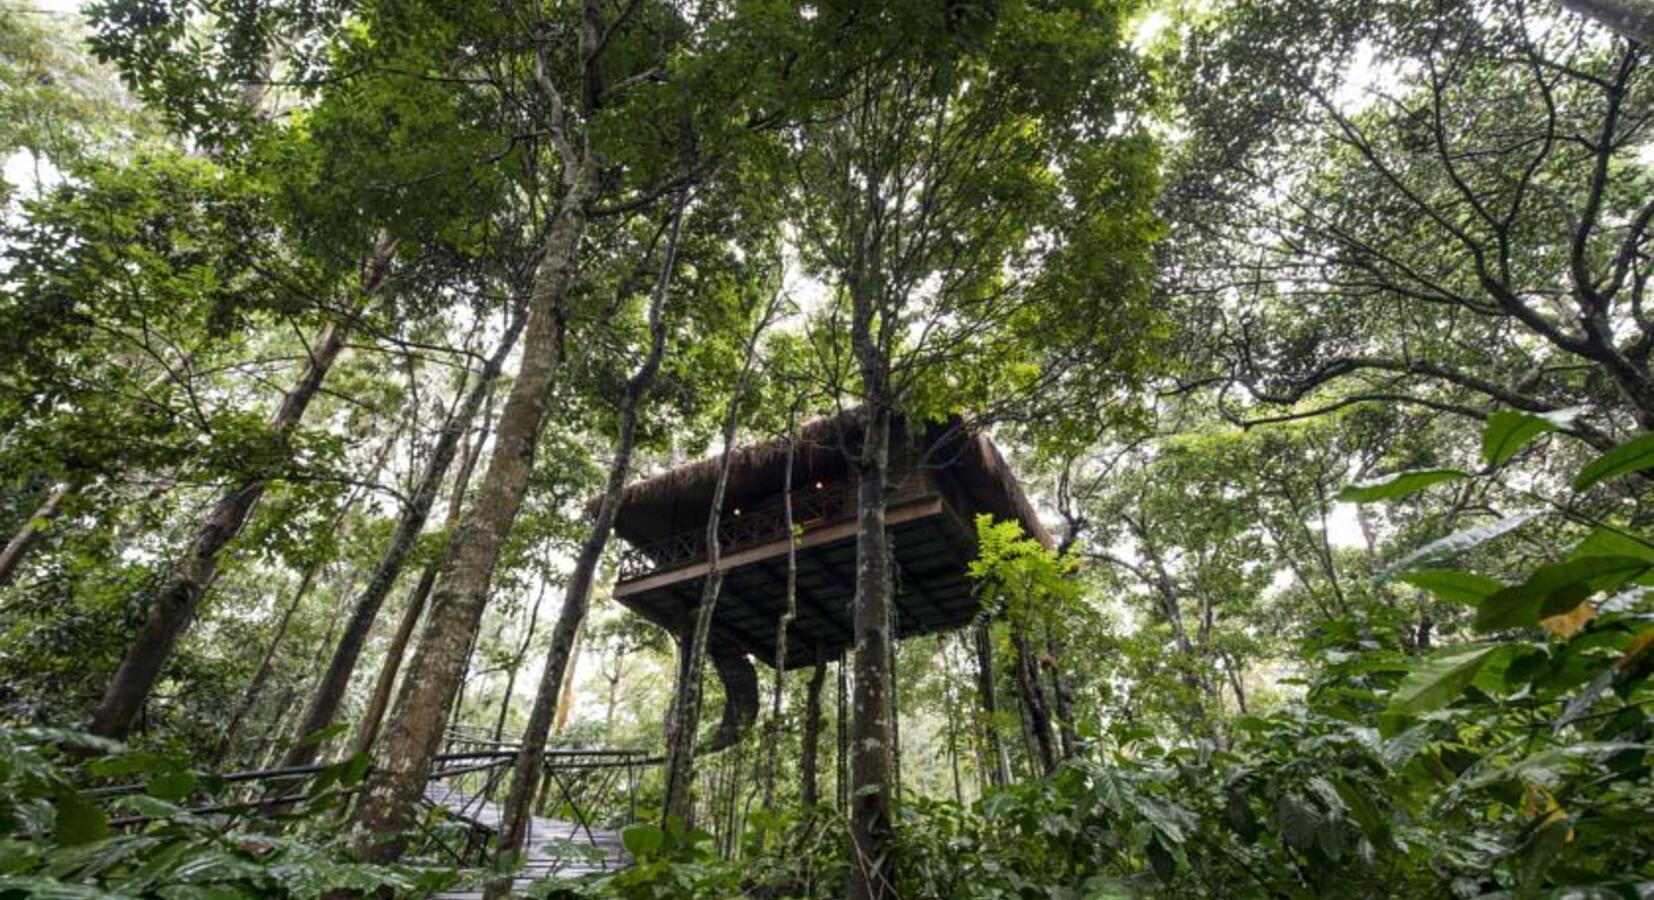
[{"xmin": 2, "ymin": 0, "xmax": 1652, "ymax": 897}]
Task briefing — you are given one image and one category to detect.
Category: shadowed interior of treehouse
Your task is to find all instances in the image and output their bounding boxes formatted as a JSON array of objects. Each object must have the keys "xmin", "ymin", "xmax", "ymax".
[{"xmin": 607, "ymin": 413, "xmax": 1052, "ymax": 670}]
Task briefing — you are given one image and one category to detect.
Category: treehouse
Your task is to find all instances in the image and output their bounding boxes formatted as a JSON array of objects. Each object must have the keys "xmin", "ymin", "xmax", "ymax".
[{"xmin": 609, "ymin": 412, "xmax": 1052, "ymax": 671}]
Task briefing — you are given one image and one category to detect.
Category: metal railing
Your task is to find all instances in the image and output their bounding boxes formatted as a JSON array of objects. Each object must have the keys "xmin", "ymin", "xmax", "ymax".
[
  {"xmin": 87, "ymin": 729, "xmax": 658, "ymax": 881},
  {"xmin": 429, "ymin": 727, "xmax": 658, "ymax": 876}
]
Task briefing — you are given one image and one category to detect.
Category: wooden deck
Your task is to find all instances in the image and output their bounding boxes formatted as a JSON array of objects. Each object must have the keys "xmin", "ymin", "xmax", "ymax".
[{"xmin": 425, "ymin": 782, "xmax": 628, "ymax": 898}]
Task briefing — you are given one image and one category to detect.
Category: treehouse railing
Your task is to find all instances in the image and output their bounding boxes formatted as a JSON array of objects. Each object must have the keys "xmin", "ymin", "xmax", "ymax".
[{"xmin": 615, "ymin": 476, "xmax": 934, "ymax": 581}]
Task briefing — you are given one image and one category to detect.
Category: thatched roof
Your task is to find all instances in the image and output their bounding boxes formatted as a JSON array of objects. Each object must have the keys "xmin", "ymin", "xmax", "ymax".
[{"xmin": 608, "ymin": 408, "xmax": 1053, "ymax": 550}]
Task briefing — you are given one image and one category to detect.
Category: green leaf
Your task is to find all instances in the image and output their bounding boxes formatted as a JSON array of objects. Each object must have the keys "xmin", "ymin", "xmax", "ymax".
[
  {"xmin": 294, "ymin": 723, "xmax": 347, "ymax": 749},
  {"xmin": 145, "ymin": 770, "xmax": 197, "ymax": 802},
  {"xmin": 1395, "ymin": 569, "xmax": 1503, "ymax": 605},
  {"xmin": 1573, "ymin": 527, "xmax": 1654, "ymax": 564},
  {"xmin": 1336, "ymin": 468, "xmax": 1467, "ymax": 503},
  {"xmin": 621, "ymin": 823, "xmax": 664, "ymax": 859},
  {"xmin": 1272, "ymin": 794, "xmax": 1321, "ymax": 849},
  {"xmin": 1482, "ymin": 408, "xmax": 1582, "ymax": 466},
  {"xmin": 1475, "ymin": 556, "xmax": 1650, "ymax": 632},
  {"xmin": 1387, "ymin": 644, "xmax": 1504, "ymax": 714},
  {"xmin": 52, "ymin": 787, "xmax": 109, "ymax": 847},
  {"xmin": 1381, "ymin": 513, "xmax": 1536, "ymax": 579},
  {"xmin": 1573, "ymin": 431, "xmax": 1654, "ymax": 491}
]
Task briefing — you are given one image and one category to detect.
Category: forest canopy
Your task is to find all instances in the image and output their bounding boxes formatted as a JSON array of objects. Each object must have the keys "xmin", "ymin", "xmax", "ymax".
[{"xmin": 1, "ymin": 0, "xmax": 1652, "ymax": 897}]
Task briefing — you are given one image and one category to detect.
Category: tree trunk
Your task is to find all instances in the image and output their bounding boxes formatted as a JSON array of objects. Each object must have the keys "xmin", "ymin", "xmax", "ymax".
[
  {"xmin": 1046, "ymin": 633, "xmax": 1079, "ymax": 759},
  {"xmin": 0, "ymin": 481, "xmax": 70, "ymax": 587},
  {"xmin": 1010, "ymin": 627, "xmax": 1058, "ymax": 774},
  {"xmin": 763, "ymin": 422, "xmax": 799, "ymax": 807},
  {"xmin": 657, "ymin": 291, "xmax": 778, "ymax": 827},
  {"xmin": 354, "ymin": 388, "xmax": 494, "ymax": 755},
  {"xmin": 800, "ymin": 654, "xmax": 826, "ymax": 811},
  {"xmin": 942, "ymin": 644, "xmax": 963, "ymax": 806},
  {"xmin": 283, "ymin": 311, "xmax": 524, "ymax": 769},
  {"xmin": 848, "ymin": 403, "xmax": 895, "ymax": 900},
  {"xmin": 552, "ymin": 618, "xmax": 584, "ymax": 734},
  {"xmin": 836, "ymin": 653, "xmax": 848, "ymax": 811},
  {"xmin": 603, "ymin": 657, "xmax": 623, "ymax": 741},
  {"xmin": 90, "ymin": 236, "xmax": 395, "ymax": 740},
  {"xmin": 974, "ymin": 617, "xmax": 1010, "ymax": 787},
  {"xmin": 346, "ymin": 167, "xmax": 594, "ymax": 864},
  {"xmin": 1221, "ymin": 649, "xmax": 1249, "ymax": 714},
  {"xmin": 487, "ymin": 194, "xmax": 684, "ymax": 889}
]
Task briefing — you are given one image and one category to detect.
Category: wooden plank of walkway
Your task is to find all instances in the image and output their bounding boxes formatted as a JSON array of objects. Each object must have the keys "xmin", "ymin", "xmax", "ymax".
[{"xmin": 425, "ymin": 782, "xmax": 629, "ymax": 899}]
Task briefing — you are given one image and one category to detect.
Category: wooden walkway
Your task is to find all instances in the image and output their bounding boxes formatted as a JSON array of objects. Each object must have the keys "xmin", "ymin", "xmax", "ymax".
[{"xmin": 425, "ymin": 782, "xmax": 628, "ymax": 898}]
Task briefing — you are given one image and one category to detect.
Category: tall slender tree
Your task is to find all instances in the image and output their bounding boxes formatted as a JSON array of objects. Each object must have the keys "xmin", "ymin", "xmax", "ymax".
[{"xmin": 788, "ymin": 4, "xmax": 1157, "ymax": 892}]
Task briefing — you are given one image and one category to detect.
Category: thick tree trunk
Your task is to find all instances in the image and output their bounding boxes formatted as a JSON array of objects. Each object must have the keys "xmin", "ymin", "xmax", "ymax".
[
  {"xmin": 282, "ymin": 312, "xmax": 523, "ymax": 769},
  {"xmin": 848, "ymin": 404, "xmax": 895, "ymax": 900},
  {"xmin": 487, "ymin": 195, "xmax": 683, "ymax": 889},
  {"xmin": 1010, "ymin": 627, "xmax": 1058, "ymax": 774},
  {"xmin": 90, "ymin": 238, "xmax": 394, "ymax": 740},
  {"xmin": 800, "ymin": 654, "xmax": 826, "ymax": 811},
  {"xmin": 346, "ymin": 169, "xmax": 593, "ymax": 864},
  {"xmin": 0, "ymin": 482, "xmax": 70, "ymax": 587},
  {"xmin": 974, "ymin": 617, "xmax": 1010, "ymax": 787},
  {"xmin": 354, "ymin": 392, "xmax": 493, "ymax": 755}
]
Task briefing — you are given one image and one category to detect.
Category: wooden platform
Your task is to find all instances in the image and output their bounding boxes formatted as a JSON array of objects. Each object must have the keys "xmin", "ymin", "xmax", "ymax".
[{"xmin": 425, "ymin": 782, "xmax": 628, "ymax": 898}]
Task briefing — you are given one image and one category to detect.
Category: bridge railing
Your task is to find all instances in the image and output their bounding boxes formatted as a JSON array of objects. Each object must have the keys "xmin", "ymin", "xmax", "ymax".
[
  {"xmin": 428, "ymin": 728, "xmax": 659, "ymax": 875},
  {"xmin": 84, "ymin": 730, "xmax": 657, "ymax": 879}
]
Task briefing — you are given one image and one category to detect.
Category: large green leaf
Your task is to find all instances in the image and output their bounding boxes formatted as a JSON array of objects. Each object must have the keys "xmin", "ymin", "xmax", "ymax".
[
  {"xmin": 1482, "ymin": 408, "xmax": 1582, "ymax": 466},
  {"xmin": 1475, "ymin": 555, "xmax": 1651, "ymax": 632},
  {"xmin": 1573, "ymin": 431, "xmax": 1654, "ymax": 491},
  {"xmin": 1573, "ymin": 527, "xmax": 1654, "ymax": 564},
  {"xmin": 145, "ymin": 770, "xmax": 197, "ymax": 802},
  {"xmin": 1387, "ymin": 644, "xmax": 1505, "ymax": 714},
  {"xmin": 621, "ymin": 823, "xmax": 664, "ymax": 859},
  {"xmin": 1380, "ymin": 513, "xmax": 1535, "ymax": 579},
  {"xmin": 52, "ymin": 787, "xmax": 109, "ymax": 847},
  {"xmin": 1336, "ymin": 468, "xmax": 1466, "ymax": 503},
  {"xmin": 1395, "ymin": 569, "xmax": 1503, "ymax": 605}
]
